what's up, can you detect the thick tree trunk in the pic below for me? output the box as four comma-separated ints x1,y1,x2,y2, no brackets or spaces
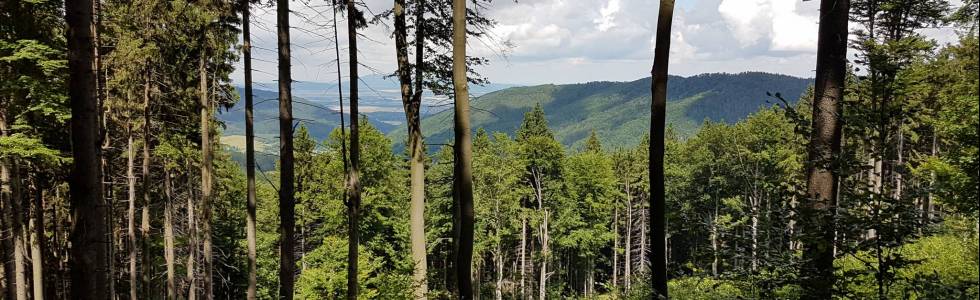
649,0,674,296
800,0,848,297
345,1,364,299
394,1,428,297
65,0,110,297
0,111,27,300
452,0,475,296
127,130,138,300
276,0,296,297
241,1,258,298
164,169,176,300
198,54,215,300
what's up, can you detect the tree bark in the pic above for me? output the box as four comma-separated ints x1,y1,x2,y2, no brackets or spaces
649,0,674,296
186,161,198,300
0,109,27,300
395,0,429,297
519,216,527,299
127,129,138,300
451,0,475,296
613,203,619,291
164,169,176,300
241,1,259,298
800,0,848,297
141,72,152,298
30,183,45,300
345,1,364,299
276,0,296,297
65,0,110,297
624,184,632,292
198,54,215,300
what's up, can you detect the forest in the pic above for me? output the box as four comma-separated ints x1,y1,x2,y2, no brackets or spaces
0,0,978,299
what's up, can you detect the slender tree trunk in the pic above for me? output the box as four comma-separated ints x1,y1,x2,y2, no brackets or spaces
613,204,619,292
30,181,45,300
345,1,364,299
164,169,176,300
494,248,503,300
241,1,259,298
394,1,429,297
1,177,14,300
519,216,527,299
276,0,296,297
751,198,759,272
639,204,647,273
537,212,548,300
624,186,632,292
800,0,848,297
65,0,110,297
141,73,152,298
186,162,197,300
452,0,476,296
649,0,674,296
198,54,215,300
127,129,138,300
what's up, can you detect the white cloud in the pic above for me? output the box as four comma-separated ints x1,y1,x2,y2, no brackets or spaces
717,0,819,51
595,0,622,32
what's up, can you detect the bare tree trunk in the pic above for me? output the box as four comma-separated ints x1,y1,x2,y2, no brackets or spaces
65,0,110,297
241,1,258,298
750,197,759,272
394,0,429,297
452,0,476,295
538,211,548,300
624,186,632,292
164,169,176,300
30,181,45,300
141,73,152,298
127,129,138,300
494,248,503,300
1,111,27,300
345,1,364,299
649,0,674,296
186,161,197,300
613,204,619,291
800,0,848,297
711,202,719,277
198,54,215,300
519,217,527,299
1,179,14,300
276,0,296,297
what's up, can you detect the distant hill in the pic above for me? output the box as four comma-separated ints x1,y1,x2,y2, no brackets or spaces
390,72,812,150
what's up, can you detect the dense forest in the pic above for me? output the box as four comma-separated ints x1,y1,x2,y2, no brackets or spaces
0,0,977,299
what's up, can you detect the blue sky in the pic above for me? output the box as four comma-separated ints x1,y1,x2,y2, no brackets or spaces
233,0,959,86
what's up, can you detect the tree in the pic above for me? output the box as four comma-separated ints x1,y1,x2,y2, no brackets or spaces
344,1,367,299
65,0,110,298
239,0,258,298
800,0,848,297
451,0,476,297
276,0,296,296
649,0,674,297
393,0,428,297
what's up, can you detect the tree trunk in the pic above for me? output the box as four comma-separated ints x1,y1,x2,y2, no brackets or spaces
141,73,152,298
494,248,503,300
241,1,258,298
1,178,14,300
198,54,215,300
538,211,548,300
1,111,27,300
649,0,674,296
127,129,138,300
613,204,619,291
624,186,632,292
186,161,197,300
394,0,429,297
164,169,176,300
65,0,110,297
30,181,45,300
519,216,527,299
345,1,364,299
750,197,759,272
276,0,296,297
452,0,476,296
800,0,848,297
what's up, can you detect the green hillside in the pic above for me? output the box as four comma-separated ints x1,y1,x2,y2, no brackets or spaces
393,72,811,150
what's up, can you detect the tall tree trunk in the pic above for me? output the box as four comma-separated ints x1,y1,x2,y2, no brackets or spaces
494,247,503,300
65,0,110,297
394,0,429,297
0,110,27,300
241,1,259,298
127,129,138,300
345,1,364,299
30,184,45,300
1,175,14,300
164,169,176,300
613,204,619,291
649,0,674,296
276,0,296,297
800,0,848,297
519,216,527,299
452,0,475,296
750,197,759,272
198,54,215,300
186,162,197,300
141,73,152,298
624,185,632,292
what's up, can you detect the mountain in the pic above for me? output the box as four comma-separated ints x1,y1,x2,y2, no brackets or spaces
391,72,812,150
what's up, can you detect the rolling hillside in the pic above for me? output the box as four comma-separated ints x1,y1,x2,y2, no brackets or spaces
392,72,812,150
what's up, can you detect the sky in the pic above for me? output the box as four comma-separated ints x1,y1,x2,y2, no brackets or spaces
232,0,961,87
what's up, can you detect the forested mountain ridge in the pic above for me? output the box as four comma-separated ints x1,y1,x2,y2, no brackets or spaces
393,72,811,149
